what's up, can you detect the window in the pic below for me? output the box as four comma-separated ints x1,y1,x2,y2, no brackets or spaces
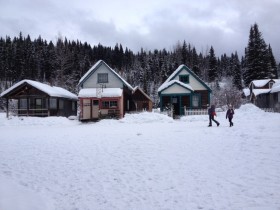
92,100,99,106
98,73,108,83
110,101,117,108
50,98,57,109
59,99,64,110
35,98,42,109
192,95,200,107
269,82,274,89
101,100,118,108
72,102,76,111
179,75,189,83
172,97,178,104
19,98,27,109
102,101,109,108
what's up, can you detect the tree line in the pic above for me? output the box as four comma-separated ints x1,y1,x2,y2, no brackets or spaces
0,23,279,104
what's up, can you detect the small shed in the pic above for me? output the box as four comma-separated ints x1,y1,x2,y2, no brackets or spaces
131,87,153,112
248,79,280,109
78,88,124,120
0,80,78,118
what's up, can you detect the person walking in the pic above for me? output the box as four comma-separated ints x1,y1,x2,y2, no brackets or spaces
208,104,220,127
226,105,235,127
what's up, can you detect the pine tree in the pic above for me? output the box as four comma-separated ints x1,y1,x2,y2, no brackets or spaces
243,23,271,86
181,40,187,65
208,46,218,82
231,52,242,90
267,44,278,78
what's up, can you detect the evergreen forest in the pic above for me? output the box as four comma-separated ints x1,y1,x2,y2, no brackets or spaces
0,23,279,106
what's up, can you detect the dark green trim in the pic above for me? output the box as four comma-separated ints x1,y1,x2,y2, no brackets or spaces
170,65,212,93
179,75,189,84
160,93,192,115
158,81,194,95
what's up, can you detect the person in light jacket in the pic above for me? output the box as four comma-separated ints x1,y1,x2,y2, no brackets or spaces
226,104,235,127
208,104,220,127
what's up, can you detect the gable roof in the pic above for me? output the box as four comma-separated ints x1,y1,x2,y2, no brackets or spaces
249,79,280,88
133,86,153,101
158,64,211,92
271,80,280,93
0,79,78,100
78,60,133,90
158,80,194,93
243,88,250,97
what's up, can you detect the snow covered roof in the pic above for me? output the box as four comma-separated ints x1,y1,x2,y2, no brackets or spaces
250,79,280,88
0,80,78,100
271,80,280,93
158,80,194,93
243,88,250,97
250,79,271,87
158,64,211,93
78,60,133,91
252,89,271,96
133,86,152,101
78,88,123,98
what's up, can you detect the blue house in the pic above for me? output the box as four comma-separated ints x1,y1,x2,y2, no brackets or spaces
158,65,212,116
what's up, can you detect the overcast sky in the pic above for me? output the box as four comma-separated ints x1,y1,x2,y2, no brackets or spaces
1,0,279,60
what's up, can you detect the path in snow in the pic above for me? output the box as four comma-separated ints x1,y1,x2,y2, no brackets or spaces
0,104,280,210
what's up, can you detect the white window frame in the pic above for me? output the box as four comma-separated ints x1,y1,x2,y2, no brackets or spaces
19,98,27,109
192,95,199,107
98,73,108,83
50,98,57,109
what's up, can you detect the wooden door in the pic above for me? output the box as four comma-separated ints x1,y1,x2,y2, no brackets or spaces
92,100,99,119
82,99,91,120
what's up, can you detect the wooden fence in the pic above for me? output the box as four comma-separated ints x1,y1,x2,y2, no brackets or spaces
261,108,275,113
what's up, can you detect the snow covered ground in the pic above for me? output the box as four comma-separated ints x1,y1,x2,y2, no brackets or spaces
0,104,280,210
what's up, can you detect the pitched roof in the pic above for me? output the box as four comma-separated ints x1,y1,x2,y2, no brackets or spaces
243,88,250,97
252,89,271,96
249,79,280,88
158,80,194,93
0,80,78,100
133,86,153,101
271,80,280,93
78,60,133,90
158,64,211,92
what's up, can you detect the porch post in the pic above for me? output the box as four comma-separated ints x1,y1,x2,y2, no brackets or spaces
6,98,9,118
27,96,29,117
160,95,163,112
48,97,50,116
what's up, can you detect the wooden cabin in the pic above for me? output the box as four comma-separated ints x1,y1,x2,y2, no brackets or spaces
132,87,153,112
0,80,78,118
249,79,280,111
158,64,211,116
78,60,152,121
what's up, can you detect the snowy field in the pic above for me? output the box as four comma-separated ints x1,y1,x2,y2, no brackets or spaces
0,104,280,210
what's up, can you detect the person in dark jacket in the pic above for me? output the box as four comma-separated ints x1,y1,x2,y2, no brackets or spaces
226,105,235,127
208,104,220,127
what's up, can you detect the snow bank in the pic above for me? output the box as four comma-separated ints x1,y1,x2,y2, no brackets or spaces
120,111,174,124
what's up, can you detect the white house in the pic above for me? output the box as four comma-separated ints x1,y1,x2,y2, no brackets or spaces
78,60,152,120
